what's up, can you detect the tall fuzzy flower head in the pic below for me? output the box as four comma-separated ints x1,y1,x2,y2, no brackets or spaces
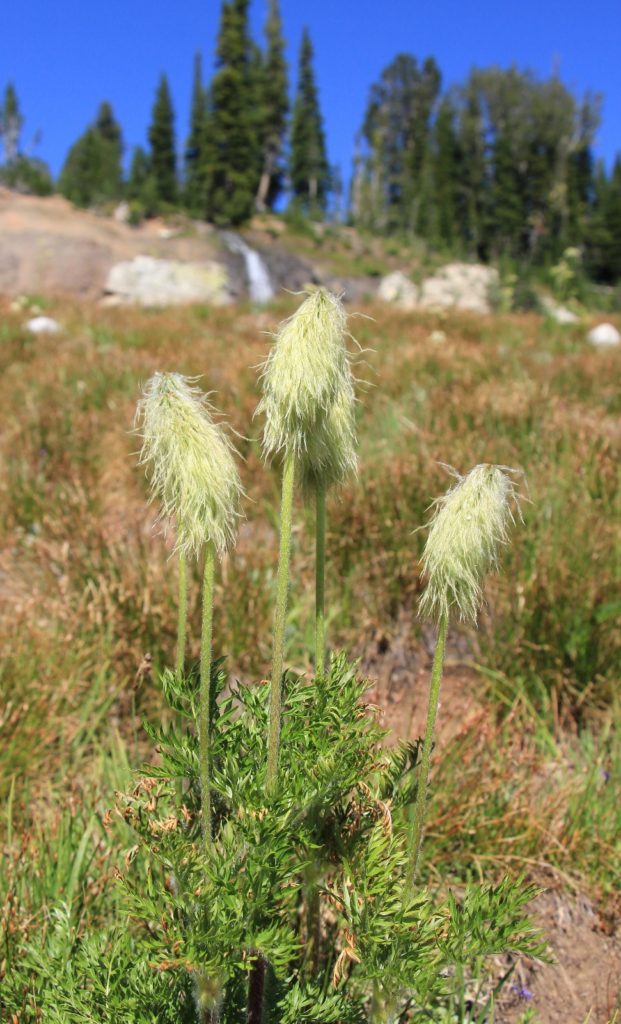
419,464,522,625
135,372,242,559
257,288,352,458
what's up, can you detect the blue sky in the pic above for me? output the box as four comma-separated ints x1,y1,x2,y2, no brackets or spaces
2,0,619,181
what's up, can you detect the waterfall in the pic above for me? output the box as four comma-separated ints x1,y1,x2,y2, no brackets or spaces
221,231,274,304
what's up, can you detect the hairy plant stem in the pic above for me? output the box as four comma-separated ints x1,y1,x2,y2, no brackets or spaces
405,613,448,892
246,955,266,1024
315,485,326,676
175,551,188,679
370,982,397,1024
199,541,216,847
266,450,296,793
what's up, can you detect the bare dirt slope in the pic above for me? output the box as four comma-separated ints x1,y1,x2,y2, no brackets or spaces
0,189,222,298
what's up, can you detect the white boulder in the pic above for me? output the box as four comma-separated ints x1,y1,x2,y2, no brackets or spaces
377,270,419,310
378,263,498,315
587,323,620,347
24,315,61,335
547,304,580,325
419,263,498,314
103,255,232,307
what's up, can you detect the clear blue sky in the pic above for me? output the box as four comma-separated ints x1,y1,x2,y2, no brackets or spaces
2,0,619,181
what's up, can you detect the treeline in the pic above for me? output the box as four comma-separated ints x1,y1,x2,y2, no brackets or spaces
1,0,621,282
58,0,329,227
351,58,621,280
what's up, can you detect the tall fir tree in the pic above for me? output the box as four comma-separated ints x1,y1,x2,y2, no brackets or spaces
586,158,621,283
59,101,123,207
457,81,487,258
94,100,123,197
127,145,159,216
355,54,440,235
255,0,288,211
0,83,23,164
489,131,525,258
290,28,329,214
206,0,257,226
406,57,442,234
148,73,177,205
432,96,461,248
184,53,208,215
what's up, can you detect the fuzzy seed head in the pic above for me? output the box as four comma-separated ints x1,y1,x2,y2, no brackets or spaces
419,464,521,624
135,372,242,559
258,289,352,455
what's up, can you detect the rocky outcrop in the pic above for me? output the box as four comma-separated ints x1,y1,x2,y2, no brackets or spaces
103,256,232,307
378,262,499,314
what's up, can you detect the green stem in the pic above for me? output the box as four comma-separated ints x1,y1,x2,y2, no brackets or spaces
266,450,296,793
405,613,448,893
175,550,187,680
199,542,216,847
315,485,326,676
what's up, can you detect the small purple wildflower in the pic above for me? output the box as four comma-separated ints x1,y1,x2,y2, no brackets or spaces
511,983,533,1001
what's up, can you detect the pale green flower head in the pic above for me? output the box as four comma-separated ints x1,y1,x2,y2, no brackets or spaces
135,372,242,559
419,464,521,624
257,288,352,460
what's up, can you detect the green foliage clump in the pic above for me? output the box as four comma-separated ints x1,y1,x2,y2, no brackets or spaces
111,658,544,1023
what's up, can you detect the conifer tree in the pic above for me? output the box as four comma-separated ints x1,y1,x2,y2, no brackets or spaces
148,73,177,205
127,145,159,217
255,0,288,211
405,56,441,232
289,28,329,214
433,96,461,248
206,0,257,226
457,81,487,258
603,158,621,281
0,83,23,164
586,158,621,282
94,100,123,197
184,52,208,216
59,101,123,208
489,131,524,258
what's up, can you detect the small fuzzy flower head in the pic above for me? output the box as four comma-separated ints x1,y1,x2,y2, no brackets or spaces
257,288,351,460
298,380,358,495
419,464,522,625
135,372,242,559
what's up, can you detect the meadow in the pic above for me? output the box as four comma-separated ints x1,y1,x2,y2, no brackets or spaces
0,296,620,1022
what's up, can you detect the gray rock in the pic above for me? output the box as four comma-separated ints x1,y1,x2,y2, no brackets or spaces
103,255,232,307
587,323,620,347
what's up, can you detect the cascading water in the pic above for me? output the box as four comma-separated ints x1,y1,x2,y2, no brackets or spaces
221,231,274,304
